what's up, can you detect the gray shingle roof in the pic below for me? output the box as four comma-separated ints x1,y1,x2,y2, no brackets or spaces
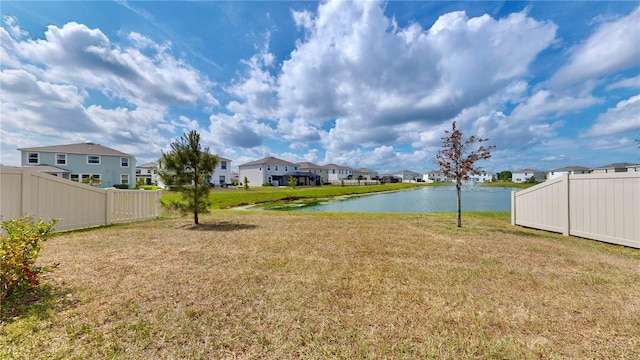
18,143,132,157
239,156,296,167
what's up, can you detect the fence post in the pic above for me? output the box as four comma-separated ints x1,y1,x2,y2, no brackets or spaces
511,190,516,226
106,189,113,225
562,173,570,236
21,167,32,216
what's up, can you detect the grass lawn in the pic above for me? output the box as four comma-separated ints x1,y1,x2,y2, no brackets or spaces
163,183,425,209
2,210,639,359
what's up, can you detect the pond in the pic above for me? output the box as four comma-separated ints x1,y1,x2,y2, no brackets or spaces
294,185,517,213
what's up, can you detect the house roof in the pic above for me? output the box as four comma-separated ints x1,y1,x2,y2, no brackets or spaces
392,169,420,175
296,161,321,168
322,163,353,170
550,166,590,172
513,168,544,173
239,156,296,167
357,168,377,173
18,143,132,157
591,162,636,170
137,162,157,169
25,164,70,174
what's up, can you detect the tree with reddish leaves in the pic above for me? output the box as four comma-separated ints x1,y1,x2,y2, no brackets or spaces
436,121,495,227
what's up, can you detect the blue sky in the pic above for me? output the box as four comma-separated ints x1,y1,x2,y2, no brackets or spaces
1,0,639,174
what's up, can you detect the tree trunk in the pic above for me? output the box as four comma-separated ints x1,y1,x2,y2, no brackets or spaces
194,211,199,225
456,181,462,227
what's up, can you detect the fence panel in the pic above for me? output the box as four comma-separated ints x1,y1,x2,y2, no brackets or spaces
568,173,639,248
513,175,568,235
512,172,640,248
1,166,161,231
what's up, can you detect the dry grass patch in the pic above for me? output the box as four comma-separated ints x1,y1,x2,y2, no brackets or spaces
2,211,639,359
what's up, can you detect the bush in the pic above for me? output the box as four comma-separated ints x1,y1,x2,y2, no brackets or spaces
0,216,57,302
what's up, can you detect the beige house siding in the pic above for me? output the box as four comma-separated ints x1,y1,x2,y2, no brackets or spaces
512,172,640,248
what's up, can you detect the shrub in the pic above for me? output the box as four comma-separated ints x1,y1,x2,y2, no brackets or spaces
0,216,57,302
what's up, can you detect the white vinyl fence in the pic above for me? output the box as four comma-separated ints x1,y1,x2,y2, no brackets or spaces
511,172,640,248
1,166,161,231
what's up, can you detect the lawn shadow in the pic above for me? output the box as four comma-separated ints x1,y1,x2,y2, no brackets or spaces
181,221,258,232
0,284,78,324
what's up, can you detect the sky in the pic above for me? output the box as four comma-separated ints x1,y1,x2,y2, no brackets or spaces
1,0,639,174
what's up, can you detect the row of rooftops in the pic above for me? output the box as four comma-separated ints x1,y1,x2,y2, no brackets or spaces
16,143,638,176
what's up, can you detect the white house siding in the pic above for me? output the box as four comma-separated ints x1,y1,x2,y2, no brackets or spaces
469,172,494,182
547,167,590,180
211,158,232,186
512,169,545,183
238,157,298,187
424,171,451,183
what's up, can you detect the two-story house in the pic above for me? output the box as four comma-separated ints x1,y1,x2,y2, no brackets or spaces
18,142,136,188
136,162,158,185
238,157,298,187
469,171,494,183
423,170,452,183
323,164,354,182
297,161,327,184
392,170,422,182
211,157,232,187
547,166,590,180
590,163,638,174
512,169,546,183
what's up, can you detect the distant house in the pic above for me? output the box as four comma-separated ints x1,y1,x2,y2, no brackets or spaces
512,169,546,183
211,157,232,187
423,170,452,183
392,170,422,182
323,164,354,182
378,173,401,183
469,171,494,183
356,168,378,180
136,162,158,185
238,157,298,186
297,161,328,183
18,142,136,188
590,163,638,174
547,166,590,180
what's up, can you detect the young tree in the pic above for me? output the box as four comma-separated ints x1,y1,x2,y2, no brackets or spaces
243,176,250,191
159,130,219,224
288,175,297,188
436,121,495,227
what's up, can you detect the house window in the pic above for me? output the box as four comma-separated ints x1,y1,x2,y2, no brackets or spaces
87,155,100,164
219,175,225,183
28,152,39,164
56,154,67,165
267,165,271,171
275,165,279,171
221,161,227,170
121,157,129,167
295,166,298,171
121,174,129,185
285,166,288,172
70,174,80,182
136,170,141,175
82,174,101,186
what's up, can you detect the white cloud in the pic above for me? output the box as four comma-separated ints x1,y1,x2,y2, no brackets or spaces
606,75,640,91
549,6,640,89
3,21,216,107
584,95,640,137
509,90,602,121
274,1,555,150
